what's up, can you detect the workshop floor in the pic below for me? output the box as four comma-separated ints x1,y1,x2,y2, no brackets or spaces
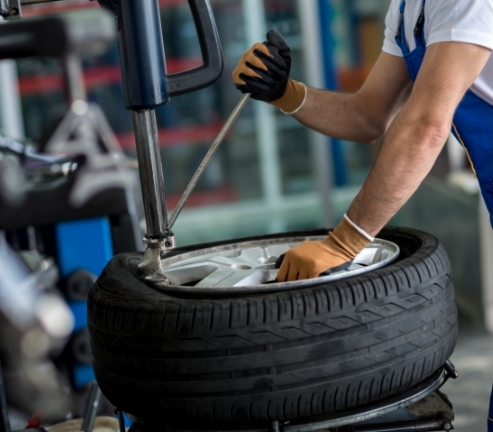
446,318,493,432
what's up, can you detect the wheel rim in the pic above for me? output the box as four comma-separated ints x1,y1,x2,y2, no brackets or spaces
149,236,400,294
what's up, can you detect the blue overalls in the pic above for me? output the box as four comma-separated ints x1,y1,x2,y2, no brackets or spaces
395,1,493,430
396,0,493,226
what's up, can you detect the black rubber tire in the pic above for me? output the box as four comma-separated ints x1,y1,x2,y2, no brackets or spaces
88,227,458,428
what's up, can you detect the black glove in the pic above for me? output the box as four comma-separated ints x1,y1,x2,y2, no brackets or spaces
232,30,292,102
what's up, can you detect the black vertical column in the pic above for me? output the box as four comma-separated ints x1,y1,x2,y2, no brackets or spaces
0,362,10,432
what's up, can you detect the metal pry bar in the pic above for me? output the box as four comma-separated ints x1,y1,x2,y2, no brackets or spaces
168,93,250,229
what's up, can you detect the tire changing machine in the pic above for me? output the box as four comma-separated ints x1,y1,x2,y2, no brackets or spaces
0,5,142,417
1,0,459,431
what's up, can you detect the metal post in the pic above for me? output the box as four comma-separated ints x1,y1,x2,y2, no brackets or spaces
62,54,87,105
299,0,334,227
242,0,283,216
132,109,171,240
81,382,102,432
0,60,24,140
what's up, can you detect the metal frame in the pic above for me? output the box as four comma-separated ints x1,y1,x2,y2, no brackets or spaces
283,367,452,431
120,363,457,432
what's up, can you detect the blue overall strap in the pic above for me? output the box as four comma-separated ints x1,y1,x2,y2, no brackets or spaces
413,0,426,47
395,0,410,55
395,0,427,54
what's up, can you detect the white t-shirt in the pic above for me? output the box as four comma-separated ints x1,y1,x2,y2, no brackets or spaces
382,0,493,105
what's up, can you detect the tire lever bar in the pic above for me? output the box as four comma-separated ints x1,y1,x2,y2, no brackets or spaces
168,93,250,229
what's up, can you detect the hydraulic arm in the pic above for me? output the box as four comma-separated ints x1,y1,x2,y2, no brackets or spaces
97,0,224,279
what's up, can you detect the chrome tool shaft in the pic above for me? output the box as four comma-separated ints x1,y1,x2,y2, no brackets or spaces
168,93,250,228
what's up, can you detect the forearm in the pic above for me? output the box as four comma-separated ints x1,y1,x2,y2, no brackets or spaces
347,114,449,236
234,40,412,145
292,87,382,144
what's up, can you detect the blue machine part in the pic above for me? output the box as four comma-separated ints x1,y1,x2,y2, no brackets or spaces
74,365,96,389
56,217,114,388
318,0,348,187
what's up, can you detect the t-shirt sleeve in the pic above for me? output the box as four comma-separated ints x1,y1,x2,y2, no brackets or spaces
427,0,493,50
382,0,404,57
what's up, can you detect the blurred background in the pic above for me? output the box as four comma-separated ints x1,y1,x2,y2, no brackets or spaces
0,0,492,430
3,0,393,244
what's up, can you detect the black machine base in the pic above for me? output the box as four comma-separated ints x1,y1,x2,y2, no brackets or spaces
119,362,458,432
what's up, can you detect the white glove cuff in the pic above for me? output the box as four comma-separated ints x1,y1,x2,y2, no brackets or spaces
280,83,307,115
343,214,375,242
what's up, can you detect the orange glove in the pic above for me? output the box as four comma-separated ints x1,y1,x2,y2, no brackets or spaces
276,215,372,281
232,30,306,114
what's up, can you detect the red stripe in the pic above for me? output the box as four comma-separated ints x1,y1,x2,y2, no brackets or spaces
116,122,225,150
18,59,202,96
22,0,190,17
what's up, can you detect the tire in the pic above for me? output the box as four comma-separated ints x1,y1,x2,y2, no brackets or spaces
88,227,458,428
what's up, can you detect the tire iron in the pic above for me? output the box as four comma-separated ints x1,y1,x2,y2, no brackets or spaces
168,93,250,229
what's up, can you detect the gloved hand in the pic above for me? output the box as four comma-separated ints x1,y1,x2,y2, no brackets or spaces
232,30,306,114
276,215,372,281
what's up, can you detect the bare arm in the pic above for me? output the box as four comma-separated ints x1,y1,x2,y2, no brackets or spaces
347,42,492,236
293,52,413,143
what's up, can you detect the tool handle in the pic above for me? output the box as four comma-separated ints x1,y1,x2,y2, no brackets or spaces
167,0,223,97
108,0,222,109
0,10,115,60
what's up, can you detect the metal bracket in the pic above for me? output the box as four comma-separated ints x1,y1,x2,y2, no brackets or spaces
143,234,176,251
444,361,459,380
138,236,176,284
0,0,21,19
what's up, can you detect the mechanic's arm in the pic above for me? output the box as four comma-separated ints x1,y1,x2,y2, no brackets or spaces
292,52,412,143
233,31,413,144
276,41,490,281
348,41,491,236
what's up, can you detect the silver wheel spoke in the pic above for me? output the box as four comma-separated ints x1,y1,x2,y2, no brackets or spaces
195,268,274,288
164,262,217,286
